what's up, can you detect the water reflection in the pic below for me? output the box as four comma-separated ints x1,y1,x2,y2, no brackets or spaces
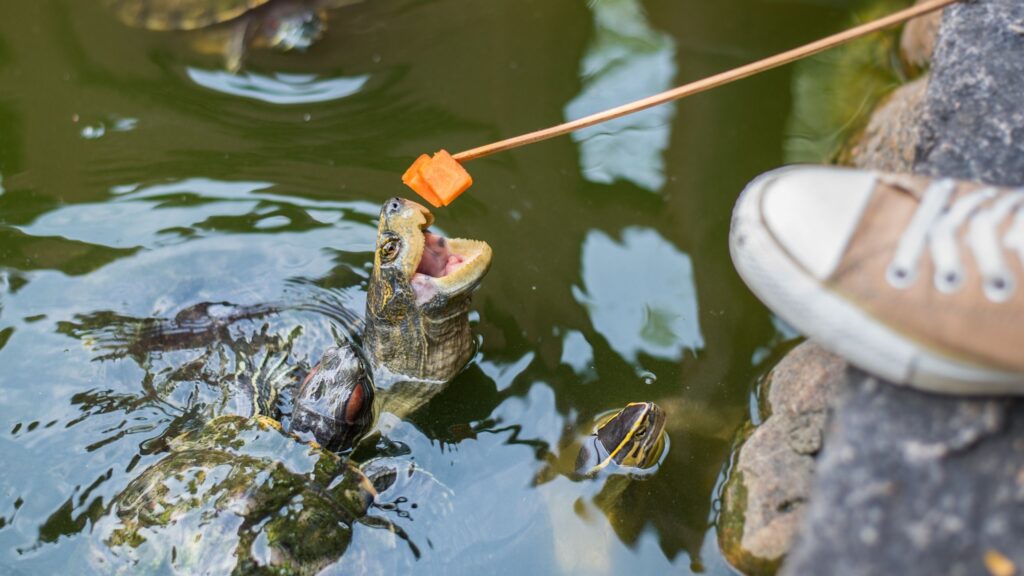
564,0,677,192
0,0,851,571
574,227,704,364
477,351,536,392
78,116,137,141
559,329,595,378
20,178,376,252
784,2,903,163
187,69,370,104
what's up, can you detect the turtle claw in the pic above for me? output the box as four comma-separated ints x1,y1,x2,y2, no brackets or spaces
224,18,251,73
255,415,283,431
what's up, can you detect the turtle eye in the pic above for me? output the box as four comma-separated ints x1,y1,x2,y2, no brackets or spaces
379,237,401,262
635,427,647,439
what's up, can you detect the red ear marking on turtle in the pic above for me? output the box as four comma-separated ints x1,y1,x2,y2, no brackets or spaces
344,383,365,424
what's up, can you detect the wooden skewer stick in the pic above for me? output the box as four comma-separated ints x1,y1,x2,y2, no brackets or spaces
452,0,957,163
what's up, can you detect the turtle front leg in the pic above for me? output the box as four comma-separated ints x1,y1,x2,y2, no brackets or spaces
224,16,255,72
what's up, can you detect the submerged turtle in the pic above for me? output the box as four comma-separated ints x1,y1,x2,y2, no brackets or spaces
90,327,396,574
96,416,393,574
106,0,360,71
87,198,492,573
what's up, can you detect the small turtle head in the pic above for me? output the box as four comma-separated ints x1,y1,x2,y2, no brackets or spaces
575,401,667,476
290,343,375,452
262,6,324,51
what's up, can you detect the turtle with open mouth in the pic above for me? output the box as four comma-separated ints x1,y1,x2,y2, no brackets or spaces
293,197,492,437
82,197,492,573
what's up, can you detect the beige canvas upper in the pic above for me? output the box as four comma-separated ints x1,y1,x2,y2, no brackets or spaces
825,175,1024,372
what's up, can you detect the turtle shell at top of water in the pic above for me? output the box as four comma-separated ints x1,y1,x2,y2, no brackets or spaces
108,0,274,31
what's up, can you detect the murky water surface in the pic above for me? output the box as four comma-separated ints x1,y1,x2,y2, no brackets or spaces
0,0,873,573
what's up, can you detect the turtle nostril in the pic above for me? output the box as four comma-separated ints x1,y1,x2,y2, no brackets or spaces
387,199,402,213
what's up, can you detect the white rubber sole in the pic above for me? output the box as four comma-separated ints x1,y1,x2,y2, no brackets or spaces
730,166,1024,396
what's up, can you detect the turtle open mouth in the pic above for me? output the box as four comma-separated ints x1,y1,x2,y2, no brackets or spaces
410,227,491,305
416,232,463,278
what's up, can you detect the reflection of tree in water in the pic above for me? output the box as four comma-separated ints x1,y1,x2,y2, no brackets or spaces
784,0,905,164
479,220,721,566
565,0,677,192
574,227,704,363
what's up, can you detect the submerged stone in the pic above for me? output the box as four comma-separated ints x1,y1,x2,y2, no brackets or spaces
718,342,845,575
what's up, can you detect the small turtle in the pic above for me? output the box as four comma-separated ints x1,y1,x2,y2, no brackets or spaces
534,401,669,575
106,0,359,71
534,400,669,510
573,401,668,479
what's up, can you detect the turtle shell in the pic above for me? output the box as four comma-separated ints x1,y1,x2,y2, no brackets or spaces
109,0,273,31
94,416,376,574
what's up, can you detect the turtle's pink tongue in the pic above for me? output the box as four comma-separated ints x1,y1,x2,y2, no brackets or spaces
417,232,461,278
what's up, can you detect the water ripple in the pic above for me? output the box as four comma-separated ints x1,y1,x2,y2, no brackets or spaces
186,69,371,105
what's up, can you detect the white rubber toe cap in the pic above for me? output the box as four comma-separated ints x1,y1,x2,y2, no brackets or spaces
759,166,877,279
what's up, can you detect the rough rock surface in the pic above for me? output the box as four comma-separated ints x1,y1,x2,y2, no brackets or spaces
914,0,1024,183
783,1,1024,574
849,76,928,172
782,373,1024,576
718,342,846,575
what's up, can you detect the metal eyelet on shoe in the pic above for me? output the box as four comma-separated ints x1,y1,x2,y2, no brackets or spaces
984,274,1015,303
934,267,964,293
886,179,956,291
886,264,916,289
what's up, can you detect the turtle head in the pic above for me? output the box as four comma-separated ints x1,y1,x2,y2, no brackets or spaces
370,198,491,309
575,401,667,476
290,343,375,452
364,198,491,381
255,1,325,52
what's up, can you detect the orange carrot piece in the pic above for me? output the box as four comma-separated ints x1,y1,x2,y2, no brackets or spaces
420,150,473,206
402,154,431,183
407,170,442,207
401,154,443,207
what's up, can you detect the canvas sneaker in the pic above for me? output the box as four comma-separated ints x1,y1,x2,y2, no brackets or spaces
730,165,1024,395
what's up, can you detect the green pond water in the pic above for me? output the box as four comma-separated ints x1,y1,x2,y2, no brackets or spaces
0,0,890,573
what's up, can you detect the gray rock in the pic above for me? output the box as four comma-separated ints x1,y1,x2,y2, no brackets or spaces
914,0,1024,186
782,1,1024,574
850,76,928,173
718,342,845,575
782,373,1024,576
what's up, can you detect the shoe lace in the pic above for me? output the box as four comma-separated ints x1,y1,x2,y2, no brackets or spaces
886,179,1024,302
